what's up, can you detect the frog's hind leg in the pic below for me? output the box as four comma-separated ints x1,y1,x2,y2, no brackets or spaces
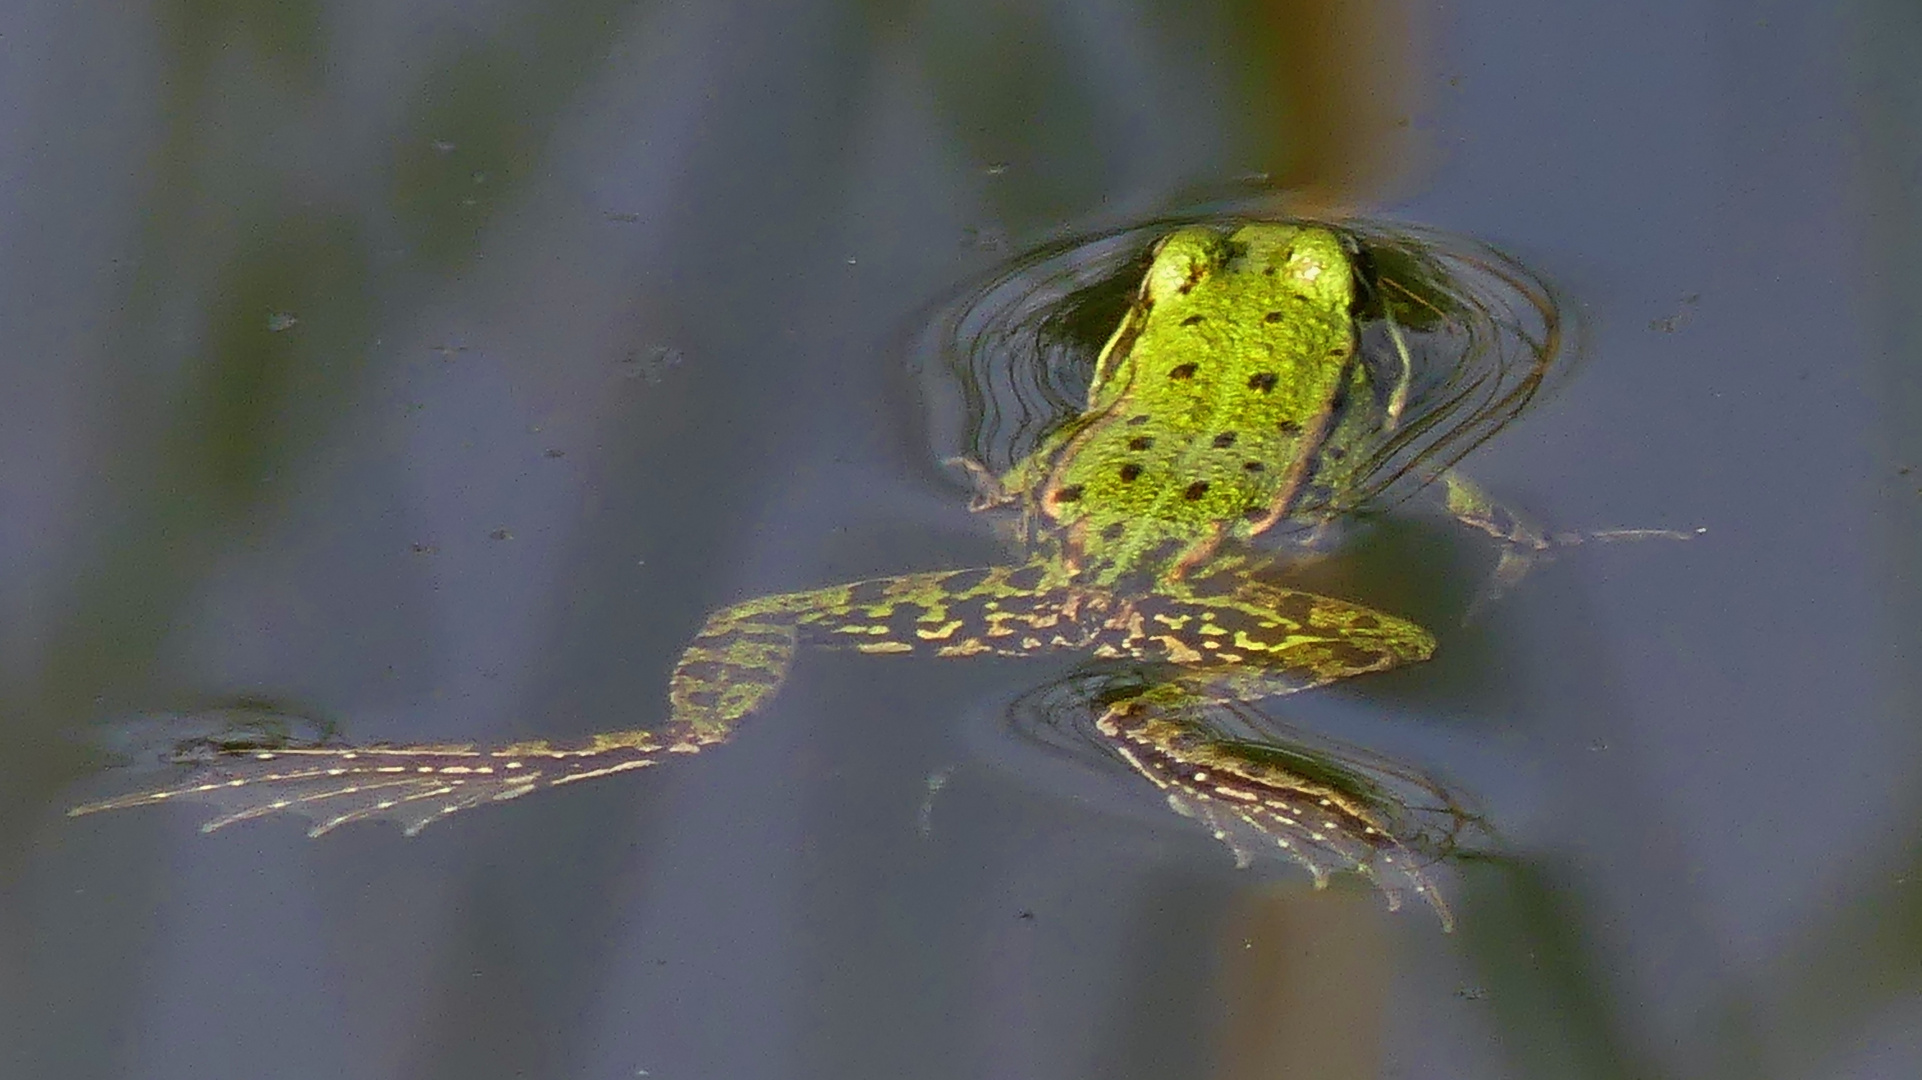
70,566,1082,835
788,562,1094,661
69,585,834,835
1097,576,1436,688
1067,580,1457,924
1090,679,1466,929
66,727,680,838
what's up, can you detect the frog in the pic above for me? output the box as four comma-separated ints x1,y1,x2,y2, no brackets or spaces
74,221,1532,927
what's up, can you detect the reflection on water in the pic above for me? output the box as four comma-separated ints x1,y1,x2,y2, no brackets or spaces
4,2,1917,1079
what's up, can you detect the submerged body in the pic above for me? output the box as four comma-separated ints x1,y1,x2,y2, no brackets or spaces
75,222,1524,926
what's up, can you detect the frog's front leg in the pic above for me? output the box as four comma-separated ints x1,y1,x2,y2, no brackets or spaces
1442,471,1700,618
1441,470,1552,616
68,565,1082,835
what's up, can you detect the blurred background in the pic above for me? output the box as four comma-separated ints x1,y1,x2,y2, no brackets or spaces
3,1,1919,1077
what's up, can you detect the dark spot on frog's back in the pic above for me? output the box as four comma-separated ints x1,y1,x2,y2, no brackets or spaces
1127,435,1155,451
1051,485,1085,503
1127,414,1152,426
1263,311,1284,324
1169,363,1198,380
1183,481,1210,501
1180,314,1205,327
1247,372,1278,393
1100,522,1127,541
1242,461,1266,472
1118,463,1143,482
1212,431,1238,448
1277,419,1302,435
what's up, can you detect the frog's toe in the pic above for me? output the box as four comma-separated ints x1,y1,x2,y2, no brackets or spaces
70,727,674,835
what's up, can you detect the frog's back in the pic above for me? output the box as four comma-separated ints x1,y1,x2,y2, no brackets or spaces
1025,224,1364,579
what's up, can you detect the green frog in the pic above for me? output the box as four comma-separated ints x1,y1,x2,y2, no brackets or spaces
74,221,1544,927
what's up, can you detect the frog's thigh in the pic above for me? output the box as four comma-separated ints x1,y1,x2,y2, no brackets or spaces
670,564,1076,740
794,564,1088,661
1102,587,1431,693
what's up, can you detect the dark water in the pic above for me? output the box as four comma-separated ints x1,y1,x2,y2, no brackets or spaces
5,2,1918,1078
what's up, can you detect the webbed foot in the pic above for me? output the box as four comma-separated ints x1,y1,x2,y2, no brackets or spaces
70,718,679,836
1092,684,1476,930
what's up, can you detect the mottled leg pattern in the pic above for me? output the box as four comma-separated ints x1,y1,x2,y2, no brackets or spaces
1089,574,1436,685
787,562,1098,660
69,586,840,834
70,564,1095,835
1092,676,1465,929
1067,585,1458,924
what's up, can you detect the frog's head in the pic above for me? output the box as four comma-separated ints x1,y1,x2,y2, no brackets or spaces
1141,223,1355,312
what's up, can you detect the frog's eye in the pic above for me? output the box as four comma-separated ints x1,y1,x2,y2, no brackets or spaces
1145,229,1220,298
